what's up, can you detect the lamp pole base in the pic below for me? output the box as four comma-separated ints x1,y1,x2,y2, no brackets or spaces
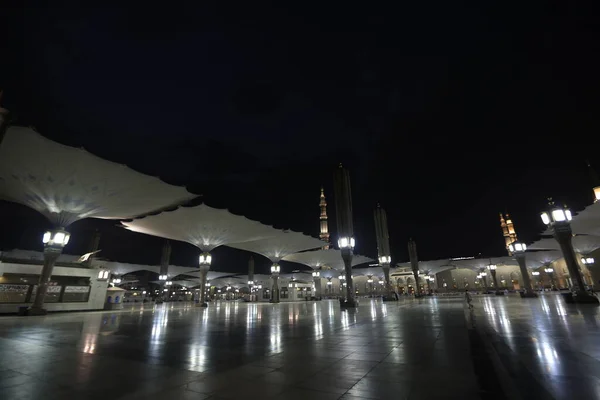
339,298,358,308
519,291,538,298
196,302,208,307
26,307,47,316
574,292,600,304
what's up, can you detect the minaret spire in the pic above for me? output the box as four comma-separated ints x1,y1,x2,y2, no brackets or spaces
586,160,600,202
500,212,518,255
319,186,330,249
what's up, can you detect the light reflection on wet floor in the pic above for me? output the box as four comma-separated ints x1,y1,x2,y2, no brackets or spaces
473,293,600,400
4,295,597,399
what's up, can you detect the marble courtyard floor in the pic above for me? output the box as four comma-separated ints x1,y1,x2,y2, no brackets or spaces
0,295,597,399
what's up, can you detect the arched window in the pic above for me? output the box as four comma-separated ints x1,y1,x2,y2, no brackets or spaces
107,296,112,303
115,295,120,303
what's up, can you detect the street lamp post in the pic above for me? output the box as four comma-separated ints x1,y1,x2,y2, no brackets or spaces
198,252,212,307
28,228,71,315
532,271,541,290
338,274,346,295
508,241,537,298
367,276,374,297
248,256,255,301
334,164,357,308
541,200,598,303
488,263,502,295
581,256,600,291
374,204,395,300
408,239,422,297
326,278,333,295
270,263,280,303
312,271,321,300
479,269,489,293
545,267,556,290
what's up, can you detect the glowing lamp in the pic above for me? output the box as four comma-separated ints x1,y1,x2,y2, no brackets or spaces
541,204,572,226
582,257,595,265
97,270,110,280
378,255,391,264
199,252,212,265
312,271,320,277
270,264,280,274
488,264,497,270
42,229,70,247
338,236,355,249
508,241,527,253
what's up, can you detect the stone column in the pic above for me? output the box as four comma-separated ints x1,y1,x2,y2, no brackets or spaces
514,254,537,298
29,228,70,315
248,256,255,301
408,239,421,297
546,269,557,290
334,164,357,307
29,251,60,315
381,264,393,298
553,225,595,301
313,275,322,299
198,252,212,307
586,262,600,291
481,272,489,293
199,268,209,307
490,269,499,290
271,275,280,303
341,249,355,304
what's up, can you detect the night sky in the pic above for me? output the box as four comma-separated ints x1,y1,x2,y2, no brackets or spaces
1,5,599,274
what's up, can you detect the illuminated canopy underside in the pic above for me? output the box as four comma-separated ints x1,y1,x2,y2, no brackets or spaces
122,204,279,251
227,230,326,262
529,235,600,255
0,127,196,227
542,202,600,236
282,249,374,270
103,262,200,277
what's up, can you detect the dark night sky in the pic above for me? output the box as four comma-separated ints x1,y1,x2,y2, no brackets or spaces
1,5,599,274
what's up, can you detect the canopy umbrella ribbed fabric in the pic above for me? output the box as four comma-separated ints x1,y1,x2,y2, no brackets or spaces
0,126,196,227
122,204,280,252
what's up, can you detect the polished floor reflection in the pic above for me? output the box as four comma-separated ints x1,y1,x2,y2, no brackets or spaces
0,298,480,399
472,293,600,400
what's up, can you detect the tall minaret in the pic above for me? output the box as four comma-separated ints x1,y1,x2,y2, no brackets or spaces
500,212,518,255
319,187,330,249
586,160,600,202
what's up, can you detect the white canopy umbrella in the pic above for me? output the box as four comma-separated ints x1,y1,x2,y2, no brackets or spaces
227,230,326,262
0,126,196,227
122,204,279,252
283,248,374,270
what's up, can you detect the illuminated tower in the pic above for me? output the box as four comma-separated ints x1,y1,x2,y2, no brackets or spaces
586,160,600,202
500,212,518,255
319,187,330,249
